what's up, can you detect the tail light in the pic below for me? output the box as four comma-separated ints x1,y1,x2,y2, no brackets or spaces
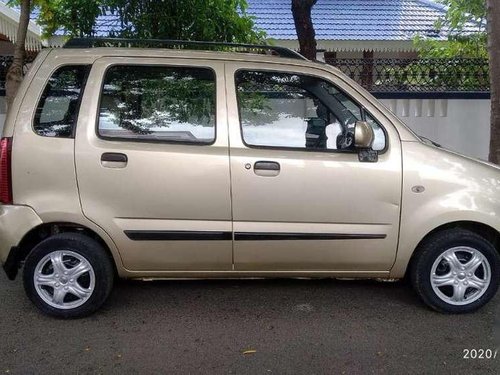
0,137,13,204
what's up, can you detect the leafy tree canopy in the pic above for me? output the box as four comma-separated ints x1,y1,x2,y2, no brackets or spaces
8,0,103,38
414,0,487,58
107,0,265,43
36,0,103,38
9,0,265,43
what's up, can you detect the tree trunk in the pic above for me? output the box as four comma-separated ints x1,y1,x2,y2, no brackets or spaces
5,0,30,110
291,0,317,60
488,0,500,163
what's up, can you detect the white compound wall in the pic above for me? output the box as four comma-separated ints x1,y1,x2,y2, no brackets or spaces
380,98,490,160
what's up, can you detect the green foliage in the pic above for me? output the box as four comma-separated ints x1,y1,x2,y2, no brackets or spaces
414,34,487,58
414,0,487,58
106,0,265,43
7,0,103,38
8,0,265,43
36,0,103,38
435,0,486,31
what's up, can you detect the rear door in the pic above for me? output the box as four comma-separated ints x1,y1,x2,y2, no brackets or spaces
226,63,402,272
75,57,232,272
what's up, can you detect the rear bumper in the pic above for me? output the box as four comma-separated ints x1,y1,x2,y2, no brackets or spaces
0,205,42,273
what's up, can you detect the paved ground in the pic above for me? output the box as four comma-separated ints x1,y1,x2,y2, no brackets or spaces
0,272,499,375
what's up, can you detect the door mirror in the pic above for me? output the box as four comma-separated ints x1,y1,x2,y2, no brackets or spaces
355,121,378,162
354,121,374,149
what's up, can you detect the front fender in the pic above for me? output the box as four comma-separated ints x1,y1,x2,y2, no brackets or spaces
391,141,500,277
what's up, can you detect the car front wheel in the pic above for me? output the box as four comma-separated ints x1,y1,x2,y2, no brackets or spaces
410,228,500,313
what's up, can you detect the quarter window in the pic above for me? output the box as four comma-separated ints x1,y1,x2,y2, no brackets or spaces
235,70,386,151
98,65,216,143
34,65,88,137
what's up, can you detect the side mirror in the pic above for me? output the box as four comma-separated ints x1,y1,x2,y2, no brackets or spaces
354,121,374,149
354,121,378,162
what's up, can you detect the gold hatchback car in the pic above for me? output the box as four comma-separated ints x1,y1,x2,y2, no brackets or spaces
0,38,499,318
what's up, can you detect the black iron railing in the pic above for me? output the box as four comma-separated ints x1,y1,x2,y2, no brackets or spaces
0,55,36,94
326,58,490,97
0,55,491,98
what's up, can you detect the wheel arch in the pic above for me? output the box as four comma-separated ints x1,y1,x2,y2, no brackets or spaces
8,222,120,280
404,220,500,278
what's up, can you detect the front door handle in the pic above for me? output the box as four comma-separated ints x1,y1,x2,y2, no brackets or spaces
254,161,280,177
101,152,128,168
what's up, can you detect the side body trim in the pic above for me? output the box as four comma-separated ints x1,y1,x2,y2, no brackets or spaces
234,232,387,241
124,230,232,241
124,230,386,241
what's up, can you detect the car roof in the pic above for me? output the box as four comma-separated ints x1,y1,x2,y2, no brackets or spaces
48,47,320,67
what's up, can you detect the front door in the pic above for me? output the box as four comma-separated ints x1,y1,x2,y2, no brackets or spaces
75,57,232,271
226,63,402,272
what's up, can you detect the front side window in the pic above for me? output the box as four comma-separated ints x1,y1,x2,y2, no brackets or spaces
235,70,386,151
98,65,216,144
34,65,88,137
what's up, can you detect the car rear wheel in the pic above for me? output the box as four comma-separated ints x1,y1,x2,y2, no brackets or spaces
410,228,500,313
23,233,114,318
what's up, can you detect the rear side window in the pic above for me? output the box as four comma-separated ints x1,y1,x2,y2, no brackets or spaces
97,65,216,144
34,65,88,137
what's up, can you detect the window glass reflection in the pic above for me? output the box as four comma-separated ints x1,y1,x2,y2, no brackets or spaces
236,70,386,151
34,65,88,137
98,66,216,143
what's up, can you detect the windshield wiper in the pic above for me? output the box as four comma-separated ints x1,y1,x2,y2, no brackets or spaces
420,136,441,148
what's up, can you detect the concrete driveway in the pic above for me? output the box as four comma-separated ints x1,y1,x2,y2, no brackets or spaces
0,272,498,374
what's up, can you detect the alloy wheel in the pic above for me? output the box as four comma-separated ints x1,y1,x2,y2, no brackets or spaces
33,250,95,310
430,247,491,306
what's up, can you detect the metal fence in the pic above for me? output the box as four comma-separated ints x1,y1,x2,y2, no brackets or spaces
0,55,36,94
0,55,491,98
325,58,490,97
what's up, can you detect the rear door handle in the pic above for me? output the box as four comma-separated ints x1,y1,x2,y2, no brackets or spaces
254,161,280,176
101,152,128,168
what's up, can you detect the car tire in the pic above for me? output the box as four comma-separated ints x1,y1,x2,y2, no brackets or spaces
410,228,500,313
23,233,114,318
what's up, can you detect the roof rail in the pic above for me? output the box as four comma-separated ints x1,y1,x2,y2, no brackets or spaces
63,37,307,60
